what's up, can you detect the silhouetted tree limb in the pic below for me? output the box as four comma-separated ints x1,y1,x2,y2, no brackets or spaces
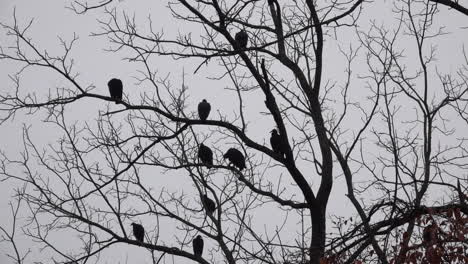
429,0,468,16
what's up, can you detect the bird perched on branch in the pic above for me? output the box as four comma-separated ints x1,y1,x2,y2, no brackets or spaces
193,235,204,257
198,143,213,168
270,129,286,158
108,78,123,104
235,30,248,49
202,194,216,215
131,223,144,243
198,99,211,121
457,179,467,205
223,148,246,171
422,223,437,245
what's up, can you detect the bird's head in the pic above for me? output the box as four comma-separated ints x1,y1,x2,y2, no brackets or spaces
131,223,137,227
108,78,122,85
202,99,207,102
223,148,234,159
270,129,277,134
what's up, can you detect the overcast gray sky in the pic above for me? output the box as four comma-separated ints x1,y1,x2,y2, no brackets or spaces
1,0,467,263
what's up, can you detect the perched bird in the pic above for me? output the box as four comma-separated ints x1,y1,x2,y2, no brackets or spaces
457,179,467,205
223,148,246,171
422,223,437,244
235,30,248,49
198,143,213,168
198,99,211,121
193,235,204,257
108,78,123,104
267,0,274,5
131,223,144,243
202,194,216,215
270,129,286,158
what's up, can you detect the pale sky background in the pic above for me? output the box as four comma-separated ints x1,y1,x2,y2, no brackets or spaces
0,0,467,263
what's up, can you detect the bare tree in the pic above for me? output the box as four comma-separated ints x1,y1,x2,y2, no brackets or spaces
0,1,466,264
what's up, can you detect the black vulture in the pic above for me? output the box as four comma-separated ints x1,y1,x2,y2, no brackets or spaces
457,179,467,205
202,194,216,215
235,30,248,49
223,148,246,171
108,78,123,104
198,143,214,168
198,99,211,121
131,223,144,243
422,223,437,244
193,235,204,257
270,129,286,158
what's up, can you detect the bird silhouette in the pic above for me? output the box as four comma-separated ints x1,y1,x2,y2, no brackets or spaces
235,30,248,49
131,223,144,243
202,194,216,215
457,179,467,205
193,235,204,257
423,223,437,244
198,99,211,121
270,129,286,158
198,144,213,168
223,148,246,171
108,78,123,104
